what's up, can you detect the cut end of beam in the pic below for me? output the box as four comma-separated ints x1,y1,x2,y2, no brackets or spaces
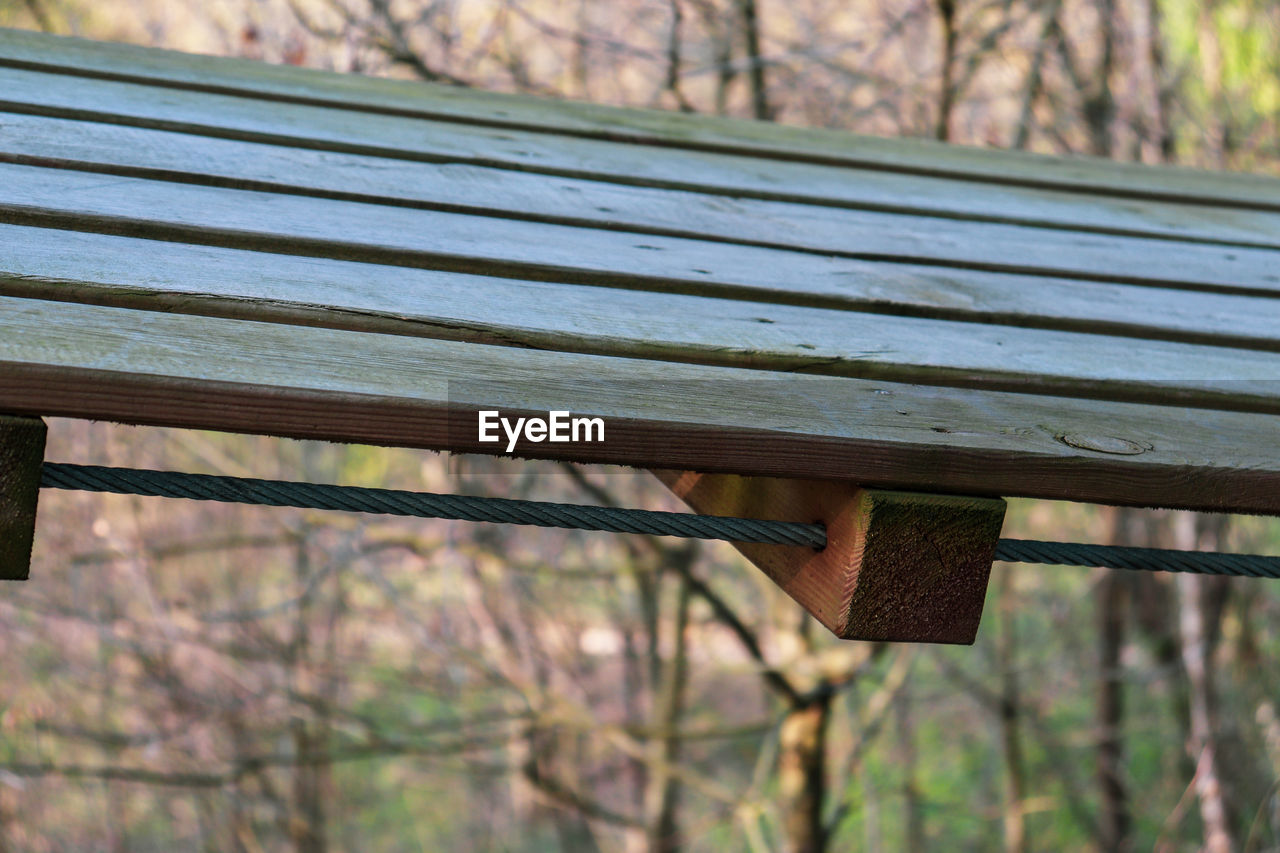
0,415,47,580
653,470,1006,644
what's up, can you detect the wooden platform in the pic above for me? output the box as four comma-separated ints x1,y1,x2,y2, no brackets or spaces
5,27,1280,642
2,30,1280,512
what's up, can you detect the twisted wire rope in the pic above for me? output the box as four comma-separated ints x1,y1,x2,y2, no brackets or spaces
40,462,825,547
40,462,1280,577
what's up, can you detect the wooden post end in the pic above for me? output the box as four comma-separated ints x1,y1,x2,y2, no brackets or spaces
1,415,47,581
652,470,1006,644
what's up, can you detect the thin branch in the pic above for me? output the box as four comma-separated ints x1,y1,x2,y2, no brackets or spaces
505,0,664,63
366,0,471,85
522,759,645,828
932,652,1106,846
23,0,54,32
2,732,505,791
0,762,227,789
1013,0,1059,150
558,464,802,705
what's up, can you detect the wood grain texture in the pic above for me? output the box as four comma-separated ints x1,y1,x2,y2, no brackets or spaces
4,111,1279,287
654,470,1006,643
2,27,1278,209
2,296,1280,514
0,415,46,581
11,222,1280,356
3,71,1279,253
4,225,1280,416
3,162,1279,305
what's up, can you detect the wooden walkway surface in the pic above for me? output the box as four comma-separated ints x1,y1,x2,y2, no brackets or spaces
2,27,1280,515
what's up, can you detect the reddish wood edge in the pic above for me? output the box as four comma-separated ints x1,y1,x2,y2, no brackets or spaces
653,470,1007,644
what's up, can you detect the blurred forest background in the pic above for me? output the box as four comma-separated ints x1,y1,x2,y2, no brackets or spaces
3,0,1280,850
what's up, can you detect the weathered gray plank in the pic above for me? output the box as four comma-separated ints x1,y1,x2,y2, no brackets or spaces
3,67,1279,252
3,162,1279,304
5,111,1280,293
7,68,1280,251
4,224,1280,415
9,223,1279,354
2,295,1279,514
2,27,1278,209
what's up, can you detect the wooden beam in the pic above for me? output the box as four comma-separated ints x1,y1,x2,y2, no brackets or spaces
653,470,1006,644
5,296,1280,514
0,414,45,580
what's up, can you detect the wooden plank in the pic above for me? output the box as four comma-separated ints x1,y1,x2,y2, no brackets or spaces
4,68,1280,252
3,162,1278,306
654,470,1006,643
2,27,1278,209
5,111,1280,288
2,295,1280,514
0,415,45,581
26,223,1280,355
4,224,1280,414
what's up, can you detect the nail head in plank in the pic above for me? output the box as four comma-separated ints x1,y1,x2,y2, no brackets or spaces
654,470,1007,643
0,414,46,581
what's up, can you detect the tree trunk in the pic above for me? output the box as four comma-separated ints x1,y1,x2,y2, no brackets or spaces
290,722,328,853
935,0,958,141
1085,0,1117,157
739,0,770,120
1144,0,1176,160
1097,508,1136,852
897,685,926,852
1196,0,1227,168
644,571,692,852
288,506,328,853
1131,571,1196,782
1174,514,1235,853
779,693,832,853
997,567,1027,853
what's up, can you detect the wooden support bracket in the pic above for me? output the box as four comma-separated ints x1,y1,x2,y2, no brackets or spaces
1,415,46,581
653,471,1006,644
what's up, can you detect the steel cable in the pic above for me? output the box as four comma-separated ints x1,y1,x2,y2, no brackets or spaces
40,462,1280,577
40,462,826,547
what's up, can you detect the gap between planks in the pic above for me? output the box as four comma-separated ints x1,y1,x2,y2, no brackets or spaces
1,68,1278,254
3,107,1280,277
4,224,1280,416
2,28,1279,211
2,161,1278,311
